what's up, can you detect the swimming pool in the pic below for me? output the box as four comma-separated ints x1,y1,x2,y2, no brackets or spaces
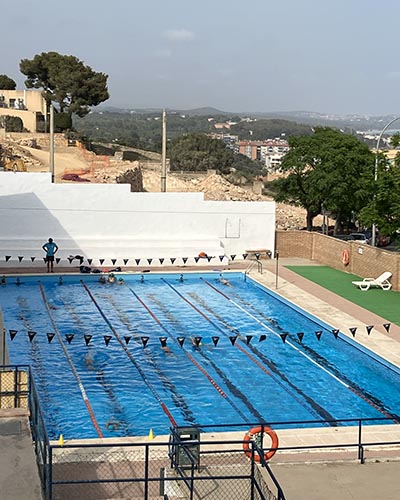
1,272,400,439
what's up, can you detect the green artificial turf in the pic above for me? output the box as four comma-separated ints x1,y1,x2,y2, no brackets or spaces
286,265,400,326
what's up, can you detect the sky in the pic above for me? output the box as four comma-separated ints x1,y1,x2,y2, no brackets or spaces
3,0,400,115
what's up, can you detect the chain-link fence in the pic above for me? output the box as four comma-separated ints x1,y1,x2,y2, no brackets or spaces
0,364,29,408
50,436,278,500
0,366,283,500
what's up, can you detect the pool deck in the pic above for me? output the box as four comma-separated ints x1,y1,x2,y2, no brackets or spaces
1,259,400,499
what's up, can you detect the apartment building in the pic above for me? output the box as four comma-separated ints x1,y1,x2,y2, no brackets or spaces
0,89,46,132
238,139,289,170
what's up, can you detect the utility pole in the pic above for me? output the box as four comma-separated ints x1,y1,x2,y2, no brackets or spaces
161,109,167,192
49,103,55,183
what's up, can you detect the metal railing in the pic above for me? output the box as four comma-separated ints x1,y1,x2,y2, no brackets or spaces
4,365,400,499
245,259,263,275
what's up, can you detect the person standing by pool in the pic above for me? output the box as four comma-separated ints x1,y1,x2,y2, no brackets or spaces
42,238,59,273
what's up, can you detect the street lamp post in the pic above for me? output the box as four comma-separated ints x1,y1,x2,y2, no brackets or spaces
371,116,400,247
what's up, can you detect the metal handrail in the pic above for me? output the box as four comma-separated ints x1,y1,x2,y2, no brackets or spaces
245,259,263,275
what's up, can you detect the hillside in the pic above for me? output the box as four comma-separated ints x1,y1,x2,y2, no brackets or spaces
1,133,317,230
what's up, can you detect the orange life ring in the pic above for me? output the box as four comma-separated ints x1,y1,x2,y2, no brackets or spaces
243,425,279,462
341,249,350,266
198,252,207,258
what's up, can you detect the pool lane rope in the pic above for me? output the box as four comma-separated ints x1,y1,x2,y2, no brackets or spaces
81,280,178,427
146,290,266,423
104,291,196,425
163,278,335,424
128,286,250,423
38,282,104,438
203,279,400,423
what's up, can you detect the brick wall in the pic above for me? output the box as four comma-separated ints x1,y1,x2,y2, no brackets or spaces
276,230,400,291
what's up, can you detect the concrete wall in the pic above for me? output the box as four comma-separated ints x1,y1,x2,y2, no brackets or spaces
276,230,400,290
0,172,275,267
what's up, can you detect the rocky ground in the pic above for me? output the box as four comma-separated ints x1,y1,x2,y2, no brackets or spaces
1,133,319,230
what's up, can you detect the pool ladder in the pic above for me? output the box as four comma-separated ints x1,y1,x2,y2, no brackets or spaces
245,258,263,275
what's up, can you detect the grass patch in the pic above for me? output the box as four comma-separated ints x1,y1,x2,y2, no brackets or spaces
286,266,400,326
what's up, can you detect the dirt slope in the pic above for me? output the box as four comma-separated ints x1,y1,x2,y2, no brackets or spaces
2,134,315,229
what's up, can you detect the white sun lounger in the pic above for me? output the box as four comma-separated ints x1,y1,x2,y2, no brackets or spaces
352,271,392,291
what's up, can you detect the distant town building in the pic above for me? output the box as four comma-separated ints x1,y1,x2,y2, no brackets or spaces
208,133,239,152
214,122,231,130
237,139,289,170
0,89,46,132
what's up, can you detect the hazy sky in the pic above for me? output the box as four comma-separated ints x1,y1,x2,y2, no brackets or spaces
3,0,400,115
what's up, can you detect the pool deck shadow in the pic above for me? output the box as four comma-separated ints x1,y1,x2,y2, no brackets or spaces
0,409,42,500
1,258,400,500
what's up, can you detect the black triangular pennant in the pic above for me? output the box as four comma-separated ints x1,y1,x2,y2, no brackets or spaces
177,337,185,347
349,327,357,337
207,256,212,262
170,258,176,264
147,258,153,265
194,257,200,263
18,256,23,262
67,257,74,264
87,258,93,265
280,333,288,343
229,335,237,346
30,257,36,262
141,336,149,347
255,253,261,260
212,336,220,346
193,336,202,347
28,331,37,342
124,336,131,345
56,257,61,264
65,334,74,344
158,258,164,265
297,332,304,342
332,329,339,338
123,259,129,265
383,323,391,333
246,335,253,345
47,332,55,343
135,259,141,265
9,329,18,340
259,334,267,342
84,335,92,346
99,259,105,265
219,255,225,262
160,337,168,347
182,257,188,264
315,331,323,341
5,255,11,262
242,253,248,260
366,325,374,335
230,255,236,261
111,259,117,265
103,335,112,346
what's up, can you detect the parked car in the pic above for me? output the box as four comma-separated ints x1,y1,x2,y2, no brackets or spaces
348,233,369,244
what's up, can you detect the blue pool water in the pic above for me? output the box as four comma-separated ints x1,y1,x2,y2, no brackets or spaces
1,272,400,440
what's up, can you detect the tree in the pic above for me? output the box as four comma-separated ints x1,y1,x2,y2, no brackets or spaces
20,52,109,117
0,115,24,132
0,75,16,90
169,133,234,173
359,154,400,238
270,128,374,231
